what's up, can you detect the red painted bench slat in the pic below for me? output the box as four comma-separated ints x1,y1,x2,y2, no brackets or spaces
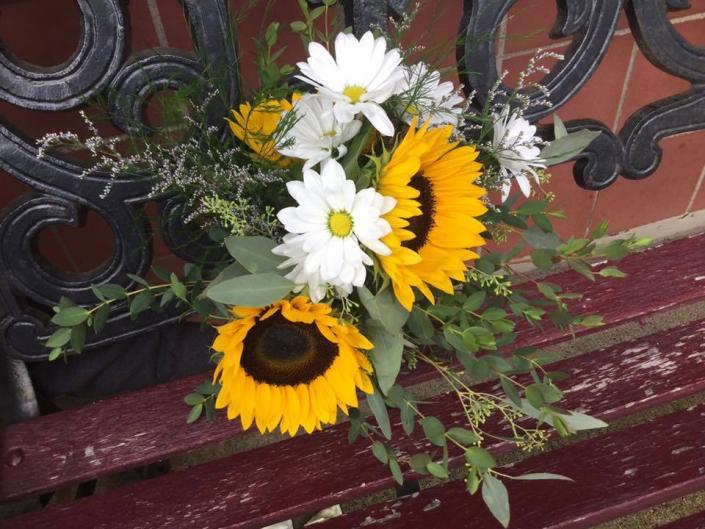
314,405,705,529
659,511,705,529
5,318,705,529
2,233,704,503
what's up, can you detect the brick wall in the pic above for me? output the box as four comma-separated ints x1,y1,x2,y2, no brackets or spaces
1,0,704,273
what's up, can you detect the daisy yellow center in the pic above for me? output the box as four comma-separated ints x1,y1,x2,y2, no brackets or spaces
328,211,354,237
324,130,338,137
343,85,367,104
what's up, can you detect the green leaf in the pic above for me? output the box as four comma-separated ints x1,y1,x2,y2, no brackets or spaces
400,402,416,435
51,306,90,327
517,199,548,216
482,307,507,321
45,327,72,348
515,473,573,481
93,303,111,334
531,249,555,269
367,387,392,439
127,273,150,287
340,121,373,183
205,273,294,307
152,265,172,282
553,114,568,139
421,416,446,447
130,291,154,319
603,241,630,261
447,427,480,446
541,129,601,166
290,20,307,32
407,307,434,339
525,384,545,408
389,457,404,485
48,348,62,361
463,291,487,312
372,441,388,464
187,403,203,424
500,377,522,407
482,474,510,528
568,259,595,281
598,266,626,278
70,324,86,354
409,453,431,474
579,314,604,328
357,286,409,333
184,393,204,406
365,321,404,395
591,219,609,239
97,283,127,300
224,236,286,274
522,227,561,250
170,273,187,300
465,446,496,469
426,462,449,479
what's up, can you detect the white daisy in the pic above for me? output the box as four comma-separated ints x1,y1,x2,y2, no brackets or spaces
272,159,396,301
491,109,546,201
277,94,362,170
398,63,464,127
296,31,404,136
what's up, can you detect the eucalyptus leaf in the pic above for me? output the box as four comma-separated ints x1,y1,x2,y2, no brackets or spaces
365,321,404,395
357,286,409,333
521,227,561,250
225,236,285,274
51,307,90,327
512,398,608,433
367,386,392,439
482,474,510,528
205,273,293,307
541,129,601,166
553,114,568,139
515,472,573,481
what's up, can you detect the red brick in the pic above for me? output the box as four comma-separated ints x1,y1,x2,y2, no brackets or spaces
591,131,705,234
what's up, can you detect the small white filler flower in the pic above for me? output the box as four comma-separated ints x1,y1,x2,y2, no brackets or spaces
398,63,464,127
296,31,404,136
277,94,362,170
491,109,546,201
273,159,396,301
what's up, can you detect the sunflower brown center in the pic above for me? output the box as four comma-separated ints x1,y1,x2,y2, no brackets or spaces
403,172,436,252
241,313,339,385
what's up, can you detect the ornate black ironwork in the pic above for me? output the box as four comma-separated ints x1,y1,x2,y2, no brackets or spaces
1,0,704,368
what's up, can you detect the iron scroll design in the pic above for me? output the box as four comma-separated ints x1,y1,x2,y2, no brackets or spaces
1,0,704,360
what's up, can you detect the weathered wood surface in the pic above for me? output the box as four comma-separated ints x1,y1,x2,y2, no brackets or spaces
314,405,705,529
2,233,703,504
659,511,705,529
5,318,705,529
511,232,705,349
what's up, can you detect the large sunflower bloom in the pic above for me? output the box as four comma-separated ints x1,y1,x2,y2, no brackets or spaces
377,120,487,310
212,296,374,436
227,98,293,164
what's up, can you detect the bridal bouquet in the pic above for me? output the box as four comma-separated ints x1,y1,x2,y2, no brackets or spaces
39,7,647,525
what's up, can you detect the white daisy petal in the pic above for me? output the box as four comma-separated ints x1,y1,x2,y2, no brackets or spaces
296,31,403,135
274,159,395,299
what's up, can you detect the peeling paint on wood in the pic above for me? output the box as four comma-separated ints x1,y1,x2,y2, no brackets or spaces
4,317,705,529
315,405,705,529
2,233,704,505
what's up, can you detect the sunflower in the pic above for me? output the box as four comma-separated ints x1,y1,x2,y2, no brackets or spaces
377,120,487,310
227,97,293,164
212,296,374,436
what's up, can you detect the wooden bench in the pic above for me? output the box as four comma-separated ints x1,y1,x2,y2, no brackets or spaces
2,232,705,529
